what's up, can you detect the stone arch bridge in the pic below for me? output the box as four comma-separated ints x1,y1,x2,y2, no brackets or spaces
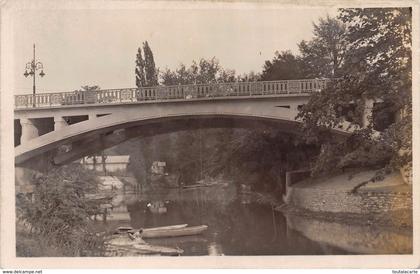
14,79,363,167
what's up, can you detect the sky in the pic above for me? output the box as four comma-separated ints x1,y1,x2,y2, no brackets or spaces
13,3,336,94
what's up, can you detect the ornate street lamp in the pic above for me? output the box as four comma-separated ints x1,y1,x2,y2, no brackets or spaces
24,44,45,107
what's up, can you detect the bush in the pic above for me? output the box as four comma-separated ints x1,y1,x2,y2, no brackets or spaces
16,164,105,256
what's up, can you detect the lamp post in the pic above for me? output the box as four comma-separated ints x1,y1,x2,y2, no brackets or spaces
24,44,45,107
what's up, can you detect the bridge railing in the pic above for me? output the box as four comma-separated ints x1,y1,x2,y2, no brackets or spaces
14,79,328,109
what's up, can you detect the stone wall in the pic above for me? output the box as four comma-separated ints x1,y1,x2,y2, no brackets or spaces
285,186,364,213
283,170,412,214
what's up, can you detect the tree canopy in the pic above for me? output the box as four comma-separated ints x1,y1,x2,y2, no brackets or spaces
135,41,158,87
143,41,159,86
260,51,306,81
161,57,236,85
297,8,412,176
298,15,348,78
135,47,146,88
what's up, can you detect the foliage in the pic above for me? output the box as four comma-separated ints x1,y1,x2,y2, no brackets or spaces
207,129,319,192
260,51,306,81
16,165,105,256
143,41,159,86
135,41,158,87
297,8,412,176
298,15,348,78
237,71,261,82
161,57,236,85
135,47,146,88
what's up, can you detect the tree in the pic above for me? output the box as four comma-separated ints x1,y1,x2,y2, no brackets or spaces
339,8,412,176
135,47,146,88
260,51,305,81
160,57,237,86
297,9,412,177
237,71,261,82
161,64,195,85
143,41,158,86
298,15,348,78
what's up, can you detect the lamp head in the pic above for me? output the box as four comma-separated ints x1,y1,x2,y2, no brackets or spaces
39,70,45,77
24,71,29,77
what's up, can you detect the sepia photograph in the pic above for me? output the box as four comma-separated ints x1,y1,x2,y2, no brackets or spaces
1,0,419,269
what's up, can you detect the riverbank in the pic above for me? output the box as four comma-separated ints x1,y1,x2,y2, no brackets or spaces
278,169,413,254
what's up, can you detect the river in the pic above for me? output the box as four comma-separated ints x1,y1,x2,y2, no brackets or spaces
93,181,353,256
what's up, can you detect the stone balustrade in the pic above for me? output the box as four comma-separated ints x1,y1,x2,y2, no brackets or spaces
14,79,328,109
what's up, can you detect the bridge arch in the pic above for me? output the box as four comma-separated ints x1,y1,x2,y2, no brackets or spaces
15,112,319,166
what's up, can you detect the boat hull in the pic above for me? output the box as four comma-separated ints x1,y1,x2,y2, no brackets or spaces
116,224,188,234
141,225,208,239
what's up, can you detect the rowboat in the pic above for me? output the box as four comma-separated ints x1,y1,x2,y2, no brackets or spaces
183,182,222,189
142,224,188,232
115,226,134,234
141,225,208,239
115,224,188,234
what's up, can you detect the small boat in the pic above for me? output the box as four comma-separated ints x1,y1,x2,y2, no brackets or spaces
124,224,188,234
183,182,218,189
141,225,208,239
115,226,134,234
142,224,188,232
182,179,228,189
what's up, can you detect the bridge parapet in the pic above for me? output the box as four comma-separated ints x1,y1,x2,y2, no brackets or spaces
14,79,328,109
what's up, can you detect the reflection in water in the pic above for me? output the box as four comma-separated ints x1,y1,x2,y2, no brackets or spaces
97,185,351,256
147,201,168,214
208,242,224,256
